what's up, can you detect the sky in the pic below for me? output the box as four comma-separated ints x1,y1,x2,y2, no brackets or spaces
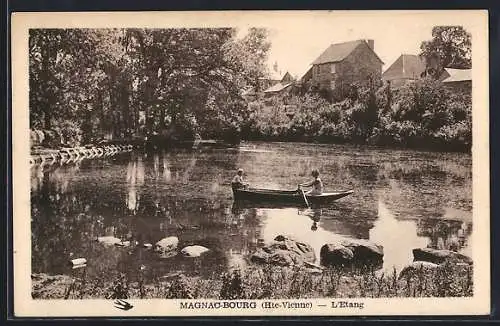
229,11,480,79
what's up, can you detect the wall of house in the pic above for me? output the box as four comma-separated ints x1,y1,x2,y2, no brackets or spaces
338,44,382,88
311,43,382,92
311,62,338,90
443,80,472,97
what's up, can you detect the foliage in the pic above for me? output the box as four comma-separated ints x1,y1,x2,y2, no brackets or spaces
34,262,473,299
419,26,472,78
219,270,244,300
245,78,471,151
29,28,271,146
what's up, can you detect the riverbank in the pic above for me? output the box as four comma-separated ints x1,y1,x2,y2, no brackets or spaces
32,261,472,299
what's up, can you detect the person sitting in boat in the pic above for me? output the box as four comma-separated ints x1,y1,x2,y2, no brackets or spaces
298,169,323,195
231,168,249,191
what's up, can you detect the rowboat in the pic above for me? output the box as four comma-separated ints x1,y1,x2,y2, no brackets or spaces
232,187,354,207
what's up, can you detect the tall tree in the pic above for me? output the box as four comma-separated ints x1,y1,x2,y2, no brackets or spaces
29,27,272,146
30,29,112,145
419,26,472,78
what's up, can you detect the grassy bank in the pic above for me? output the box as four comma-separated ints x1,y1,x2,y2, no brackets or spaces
32,261,472,300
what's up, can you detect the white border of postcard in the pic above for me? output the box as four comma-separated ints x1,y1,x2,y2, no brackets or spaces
12,10,490,317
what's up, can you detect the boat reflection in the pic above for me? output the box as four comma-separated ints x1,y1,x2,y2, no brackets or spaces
232,200,333,210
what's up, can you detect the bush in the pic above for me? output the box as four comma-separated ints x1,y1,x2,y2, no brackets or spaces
239,78,471,152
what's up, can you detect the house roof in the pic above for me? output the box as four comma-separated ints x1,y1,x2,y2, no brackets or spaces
312,40,384,65
442,68,472,83
298,66,313,82
281,72,294,83
263,82,293,93
260,71,294,85
382,54,426,81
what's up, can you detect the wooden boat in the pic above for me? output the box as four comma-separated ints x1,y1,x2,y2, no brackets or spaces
232,187,354,206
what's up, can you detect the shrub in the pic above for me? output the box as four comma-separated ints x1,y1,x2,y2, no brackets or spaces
239,78,471,152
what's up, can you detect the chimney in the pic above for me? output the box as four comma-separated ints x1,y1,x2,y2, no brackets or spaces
365,39,374,51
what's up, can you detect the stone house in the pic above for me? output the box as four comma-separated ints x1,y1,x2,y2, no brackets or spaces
441,68,472,96
305,39,384,94
382,54,427,88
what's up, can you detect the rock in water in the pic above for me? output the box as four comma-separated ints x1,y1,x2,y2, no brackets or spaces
320,244,354,267
250,235,315,266
399,261,440,280
115,240,131,247
340,239,384,265
412,248,472,265
320,239,383,268
69,258,87,269
97,236,121,246
180,245,210,257
154,236,179,253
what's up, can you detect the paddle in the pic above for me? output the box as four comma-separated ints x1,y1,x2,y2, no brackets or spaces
299,187,310,208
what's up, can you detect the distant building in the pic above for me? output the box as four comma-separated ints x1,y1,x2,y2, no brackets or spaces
258,71,282,92
262,72,295,97
382,54,426,88
242,71,296,101
257,62,293,91
441,68,472,96
309,39,384,92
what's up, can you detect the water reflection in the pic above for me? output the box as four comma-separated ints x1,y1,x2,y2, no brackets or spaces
30,142,472,286
369,200,428,270
126,156,145,214
310,208,322,231
162,153,172,182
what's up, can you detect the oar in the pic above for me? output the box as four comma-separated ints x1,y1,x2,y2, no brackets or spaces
300,187,310,208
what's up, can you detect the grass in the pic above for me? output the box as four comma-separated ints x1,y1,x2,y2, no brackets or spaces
32,261,473,300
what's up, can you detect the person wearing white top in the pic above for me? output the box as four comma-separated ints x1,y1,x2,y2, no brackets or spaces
231,168,249,191
298,169,323,195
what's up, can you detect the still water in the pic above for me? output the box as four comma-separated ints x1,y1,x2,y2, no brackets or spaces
31,142,472,284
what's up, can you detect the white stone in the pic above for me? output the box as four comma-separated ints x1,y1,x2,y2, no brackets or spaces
155,236,179,252
70,258,87,266
97,236,122,246
180,245,210,257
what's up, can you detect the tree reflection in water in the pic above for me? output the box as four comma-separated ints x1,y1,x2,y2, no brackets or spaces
30,143,472,288
126,155,145,215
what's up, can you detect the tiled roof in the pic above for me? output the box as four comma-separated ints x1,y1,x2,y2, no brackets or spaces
382,54,426,80
442,68,472,83
312,40,383,65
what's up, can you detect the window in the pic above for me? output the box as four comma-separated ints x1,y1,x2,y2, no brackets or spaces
331,64,336,74
330,80,336,90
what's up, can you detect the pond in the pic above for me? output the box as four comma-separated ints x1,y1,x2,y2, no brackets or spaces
31,141,472,286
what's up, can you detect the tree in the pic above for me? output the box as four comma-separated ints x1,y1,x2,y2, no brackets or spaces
419,26,471,78
29,27,272,146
